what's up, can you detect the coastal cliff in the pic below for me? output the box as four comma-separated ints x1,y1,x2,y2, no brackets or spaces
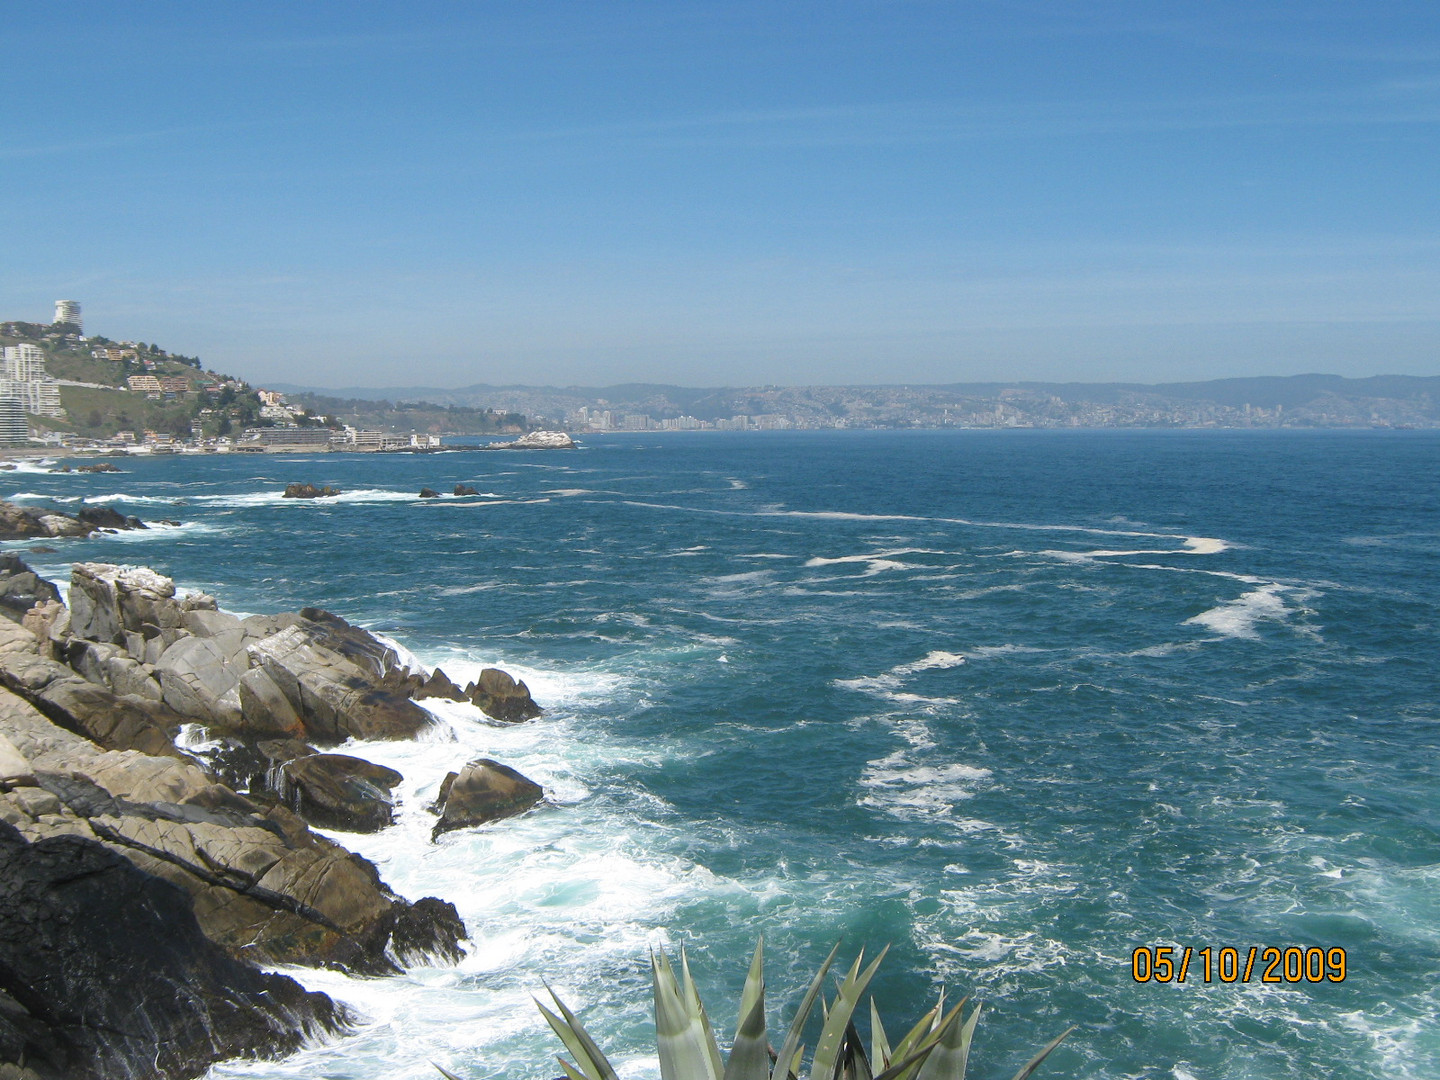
0,558,546,1079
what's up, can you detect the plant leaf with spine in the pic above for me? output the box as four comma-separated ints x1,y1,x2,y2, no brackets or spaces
770,942,840,1080
1007,1027,1073,1080
536,989,618,1080
913,1001,973,1080
681,946,726,1080
869,999,891,1070
654,948,724,1080
808,946,889,1080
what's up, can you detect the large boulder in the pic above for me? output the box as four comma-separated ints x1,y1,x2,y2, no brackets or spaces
155,635,247,727
275,753,402,833
0,819,348,1080
248,625,434,743
465,667,544,723
68,563,185,648
0,555,60,624
432,758,543,839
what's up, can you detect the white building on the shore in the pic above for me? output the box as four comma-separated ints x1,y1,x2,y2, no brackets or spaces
0,344,65,417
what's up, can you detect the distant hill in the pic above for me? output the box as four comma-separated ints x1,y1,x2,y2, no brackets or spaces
269,374,1440,429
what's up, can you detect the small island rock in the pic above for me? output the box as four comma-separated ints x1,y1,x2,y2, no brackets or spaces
281,483,341,499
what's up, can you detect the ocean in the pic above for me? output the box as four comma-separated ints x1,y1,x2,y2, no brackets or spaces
6,429,1438,1080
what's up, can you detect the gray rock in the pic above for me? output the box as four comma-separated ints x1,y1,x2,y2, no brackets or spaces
432,758,543,838
465,666,544,723
276,753,402,833
155,636,246,728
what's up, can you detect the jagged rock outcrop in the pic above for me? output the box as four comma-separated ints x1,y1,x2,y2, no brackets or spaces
274,753,402,833
0,621,179,757
432,758,544,839
453,484,479,497
0,688,464,973
74,461,121,473
0,500,148,541
414,666,468,702
0,555,61,624
64,566,436,745
281,483,340,499
465,666,544,723
0,819,348,1080
418,487,440,498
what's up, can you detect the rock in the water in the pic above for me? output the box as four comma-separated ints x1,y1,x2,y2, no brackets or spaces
0,500,143,541
480,430,577,450
414,666,467,702
75,506,147,532
418,487,440,498
74,462,121,473
453,483,479,497
0,555,61,624
276,753,402,833
464,666,543,723
389,895,467,965
281,483,341,499
0,819,348,1080
432,758,543,838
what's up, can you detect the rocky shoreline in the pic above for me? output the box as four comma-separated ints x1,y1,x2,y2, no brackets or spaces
0,557,549,1080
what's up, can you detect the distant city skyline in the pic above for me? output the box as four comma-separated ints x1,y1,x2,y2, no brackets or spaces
3,2,1437,389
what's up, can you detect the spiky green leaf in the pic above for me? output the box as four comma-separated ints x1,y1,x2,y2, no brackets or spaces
654,949,724,1080
809,946,889,1080
869,999,891,1070
536,989,619,1080
770,942,840,1080
913,1001,973,1080
433,1065,465,1080
1006,1027,1073,1080
725,989,771,1080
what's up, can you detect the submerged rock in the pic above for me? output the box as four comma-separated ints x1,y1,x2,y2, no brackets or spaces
432,758,543,838
281,483,341,499
0,818,348,1080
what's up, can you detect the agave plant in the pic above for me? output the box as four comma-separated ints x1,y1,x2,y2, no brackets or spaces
434,940,1070,1080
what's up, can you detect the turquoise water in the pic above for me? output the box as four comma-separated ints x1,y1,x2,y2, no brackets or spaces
6,430,1438,1079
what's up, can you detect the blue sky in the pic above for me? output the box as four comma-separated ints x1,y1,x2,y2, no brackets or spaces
3,2,1437,388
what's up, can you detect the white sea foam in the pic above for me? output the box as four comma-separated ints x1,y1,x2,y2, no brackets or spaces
81,492,189,506
1184,583,1294,640
804,548,942,576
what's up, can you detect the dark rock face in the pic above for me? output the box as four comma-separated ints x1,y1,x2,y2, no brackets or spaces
453,484,479,497
0,819,348,1080
389,896,467,965
414,666,467,702
74,462,120,473
75,506,146,532
418,487,440,498
432,758,543,838
0,501,148,541
0,689,465,975
0,556,61,624
276,753,402,833
465,667,544,723
281,483,341,499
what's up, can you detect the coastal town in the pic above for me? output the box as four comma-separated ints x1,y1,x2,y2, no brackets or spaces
3,303,1437,455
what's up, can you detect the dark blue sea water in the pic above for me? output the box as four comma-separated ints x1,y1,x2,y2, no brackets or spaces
5,430,1438,1080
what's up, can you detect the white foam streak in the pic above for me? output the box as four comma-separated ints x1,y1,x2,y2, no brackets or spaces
1185,584,1293,640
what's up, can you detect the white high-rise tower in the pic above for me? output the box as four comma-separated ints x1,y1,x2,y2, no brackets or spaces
53,300,81,332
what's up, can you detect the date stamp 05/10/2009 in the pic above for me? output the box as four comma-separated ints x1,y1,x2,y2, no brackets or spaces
1132,946,1348,985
